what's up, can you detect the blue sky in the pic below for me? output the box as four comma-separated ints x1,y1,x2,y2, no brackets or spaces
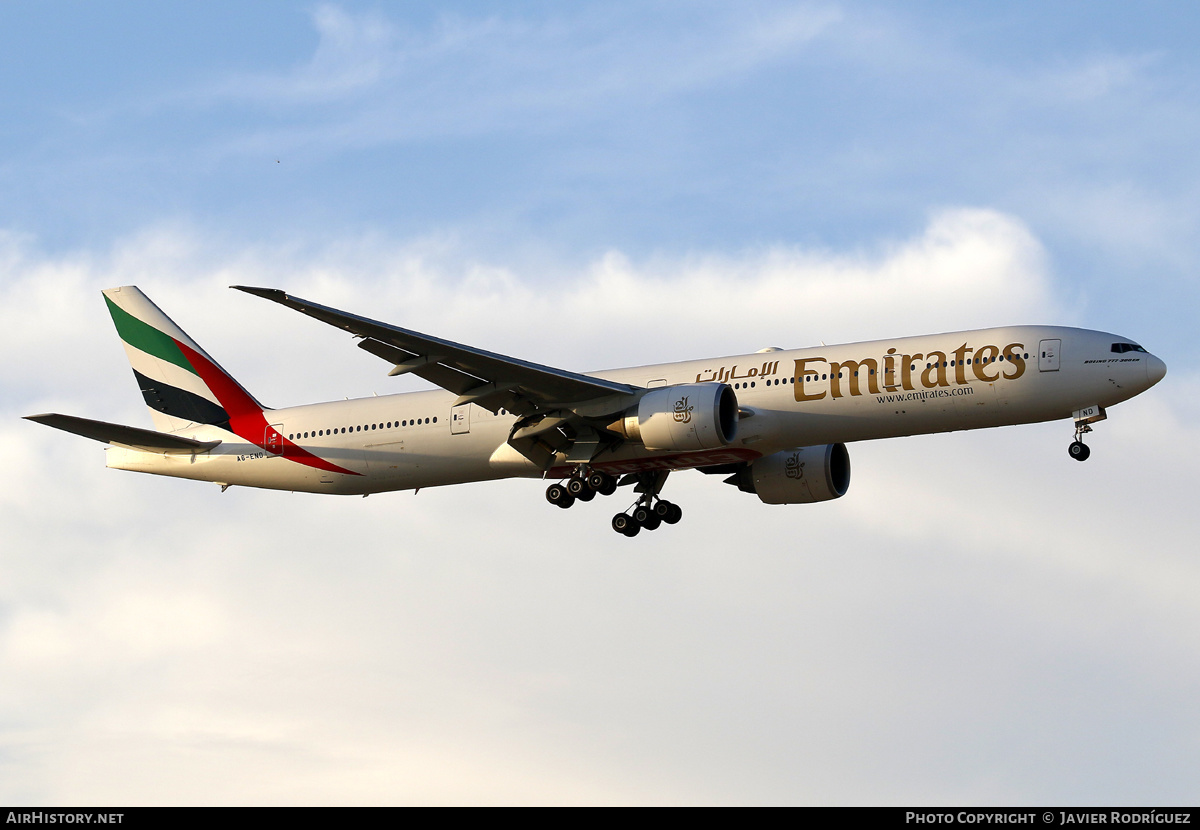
4,1,1199,346
2,2,1198,805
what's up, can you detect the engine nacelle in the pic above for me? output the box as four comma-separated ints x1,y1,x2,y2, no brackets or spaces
612,383,739,451
750,443,851,504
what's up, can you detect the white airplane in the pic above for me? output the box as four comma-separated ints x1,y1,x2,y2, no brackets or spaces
27,286,1167,537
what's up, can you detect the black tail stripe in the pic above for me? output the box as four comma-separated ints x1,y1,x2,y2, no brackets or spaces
133,369,232,431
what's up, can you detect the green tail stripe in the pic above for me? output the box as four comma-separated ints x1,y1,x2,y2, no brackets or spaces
104,295,197,376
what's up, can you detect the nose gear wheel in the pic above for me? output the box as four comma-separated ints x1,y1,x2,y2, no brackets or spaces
1069,421,1093,462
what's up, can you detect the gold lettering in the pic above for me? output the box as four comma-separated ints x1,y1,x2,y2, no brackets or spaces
901,353,922,391
792,358,827,402
830,358,879,397
972,345,1000,381
883,348,899,391
921,351,950,388
952,343,972,385
1002,343,1026,379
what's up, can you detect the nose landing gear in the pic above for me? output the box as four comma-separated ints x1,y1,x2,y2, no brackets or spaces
1068,405,1106,462
1068,437,1091,462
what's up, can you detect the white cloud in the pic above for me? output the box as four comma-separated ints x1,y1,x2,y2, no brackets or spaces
0,207,1054,408
1,211,1196,804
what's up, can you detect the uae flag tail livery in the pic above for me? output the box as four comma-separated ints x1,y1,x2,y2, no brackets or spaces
102,286,266,436
27,287,345,474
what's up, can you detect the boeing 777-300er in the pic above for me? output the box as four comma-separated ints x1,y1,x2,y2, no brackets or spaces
27,286,1167,537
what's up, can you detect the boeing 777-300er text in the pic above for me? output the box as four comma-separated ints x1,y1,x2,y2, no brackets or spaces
27,286,1167,537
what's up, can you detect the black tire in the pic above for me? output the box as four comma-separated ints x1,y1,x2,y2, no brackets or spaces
1069,441,1091,462
642,513,662,531
576,487,595,502
665,503,683,524
599,478,618,496
546,483,567,505
653,500,673,519
612,513,637,536
633,505,652,526
567,477,587,497
586,471,607,491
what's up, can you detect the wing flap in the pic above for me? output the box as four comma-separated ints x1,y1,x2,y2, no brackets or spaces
26,413,221,453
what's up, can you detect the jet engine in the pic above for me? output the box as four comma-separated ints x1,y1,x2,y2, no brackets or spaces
742,443,851,504
610,383,738,451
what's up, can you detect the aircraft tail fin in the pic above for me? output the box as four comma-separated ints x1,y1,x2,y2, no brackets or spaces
102,286,268,433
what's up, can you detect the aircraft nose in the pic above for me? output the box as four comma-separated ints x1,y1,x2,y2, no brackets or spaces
1147,355,1167,386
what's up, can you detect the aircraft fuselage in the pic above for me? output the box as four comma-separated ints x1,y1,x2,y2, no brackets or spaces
103,324,1166,495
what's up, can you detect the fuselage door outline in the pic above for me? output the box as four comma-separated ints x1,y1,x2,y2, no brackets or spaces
1039,339,1061,372
451,404,471,435
265,424,284,455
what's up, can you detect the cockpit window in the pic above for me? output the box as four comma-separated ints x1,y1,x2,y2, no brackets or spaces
1111,342,1147,354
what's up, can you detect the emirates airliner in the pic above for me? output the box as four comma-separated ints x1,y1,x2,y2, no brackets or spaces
27,286,1167,537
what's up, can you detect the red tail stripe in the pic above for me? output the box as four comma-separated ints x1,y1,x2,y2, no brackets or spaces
174,340,360,477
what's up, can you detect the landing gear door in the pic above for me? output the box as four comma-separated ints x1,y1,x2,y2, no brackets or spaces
450,404,471,435
265,424,284,455
1039,339,1061,372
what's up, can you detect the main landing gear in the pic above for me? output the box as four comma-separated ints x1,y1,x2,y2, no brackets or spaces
545,467,684,537
611,496,682,538
610,469,681,538
545,468,617,509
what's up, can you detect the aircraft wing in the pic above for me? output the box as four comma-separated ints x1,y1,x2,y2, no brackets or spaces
25,413,221,453
232,286,638,418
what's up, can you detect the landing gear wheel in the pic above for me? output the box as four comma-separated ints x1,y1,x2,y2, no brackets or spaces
1069,441,1091,462
575,487,595,502
664,503,682,524
587,471,617,495
612,513,639,537
546,483,574,508
641,513,662,531
633,505,653,526
653,500,673,520
566,477,588,497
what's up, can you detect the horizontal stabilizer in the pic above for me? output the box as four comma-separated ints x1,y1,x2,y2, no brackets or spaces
25,413,221,453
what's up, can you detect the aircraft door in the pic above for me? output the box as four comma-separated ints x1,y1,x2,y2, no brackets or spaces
1039,339,1061,372
265,424,284,455
451,404,471,435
